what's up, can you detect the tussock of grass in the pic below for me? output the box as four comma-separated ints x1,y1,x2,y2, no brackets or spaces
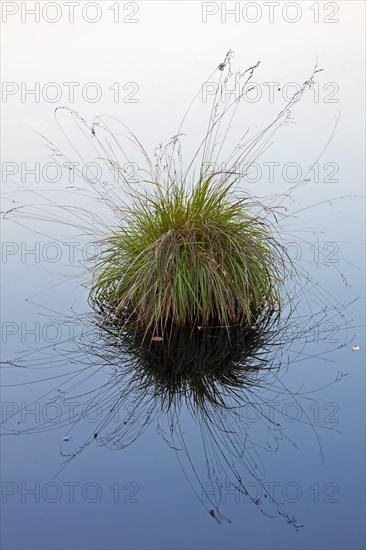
86,52,322,334
1,53,326,334
90,175,287,333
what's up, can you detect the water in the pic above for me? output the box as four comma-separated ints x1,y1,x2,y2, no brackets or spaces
1,249,364,549
1,3,365,549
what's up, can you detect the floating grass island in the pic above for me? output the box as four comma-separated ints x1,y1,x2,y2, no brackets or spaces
87,51,322,335
90,177,286,333
16,51,322,337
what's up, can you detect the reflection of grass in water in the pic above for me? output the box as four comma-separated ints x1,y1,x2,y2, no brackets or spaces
96,308,282,411
1,297,354,528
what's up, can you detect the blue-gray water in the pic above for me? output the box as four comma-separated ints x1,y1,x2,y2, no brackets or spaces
1,166,365,550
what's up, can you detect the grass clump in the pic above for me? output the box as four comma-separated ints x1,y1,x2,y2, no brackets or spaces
90,175,286,333
86,52,321,334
